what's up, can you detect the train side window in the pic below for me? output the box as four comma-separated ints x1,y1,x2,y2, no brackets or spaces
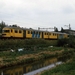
49,33,51,35
46,33,47,35
19,30,22,33
28,31,30,34
45,33,46,35
53,33,54,36
15,30,18,33
11,29,13,32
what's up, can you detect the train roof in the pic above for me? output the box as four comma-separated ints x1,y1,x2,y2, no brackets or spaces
3,26,68,34
3,26,32,30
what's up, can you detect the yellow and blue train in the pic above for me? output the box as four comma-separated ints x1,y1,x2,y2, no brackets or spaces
2,27,68,39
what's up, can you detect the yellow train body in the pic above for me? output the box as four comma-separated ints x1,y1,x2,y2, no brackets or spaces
49,32,58,39
2,27,68,39
2,27,23,38
26,30,32,38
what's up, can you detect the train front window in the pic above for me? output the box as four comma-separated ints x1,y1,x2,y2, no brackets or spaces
3,30,10,33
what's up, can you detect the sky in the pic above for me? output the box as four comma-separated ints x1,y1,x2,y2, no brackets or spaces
0,0,75,31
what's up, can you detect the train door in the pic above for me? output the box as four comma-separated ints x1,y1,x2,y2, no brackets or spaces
23,30,26,38
42,32,44,38
58,34,63,39
10,29,13,38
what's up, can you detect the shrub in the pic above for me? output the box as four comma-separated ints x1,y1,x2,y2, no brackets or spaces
0,39,57,51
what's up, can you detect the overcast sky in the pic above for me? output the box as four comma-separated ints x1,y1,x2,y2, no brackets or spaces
0,0,75,31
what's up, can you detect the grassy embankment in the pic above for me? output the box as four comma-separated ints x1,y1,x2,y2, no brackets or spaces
0,39,57,68
0,38,75,69
0,46,74,69
37,36,75,75
40,50,75,75
0,46,64,68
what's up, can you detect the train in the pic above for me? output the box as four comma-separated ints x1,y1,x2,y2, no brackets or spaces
2,26,68,39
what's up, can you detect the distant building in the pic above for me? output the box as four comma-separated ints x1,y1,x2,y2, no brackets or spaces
63,29,75,36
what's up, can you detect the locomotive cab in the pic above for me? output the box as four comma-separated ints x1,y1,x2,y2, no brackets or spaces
2,27,24,38
2,27,11,38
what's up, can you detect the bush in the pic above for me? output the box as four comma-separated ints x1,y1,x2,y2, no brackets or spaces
57,38,68,47
0,39,57,51
57,36,75,48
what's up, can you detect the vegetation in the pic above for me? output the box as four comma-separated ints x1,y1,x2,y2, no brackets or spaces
0,35,75,68
40,35,75,75
60,27,64,33
0,39,57,51
41,50,75,75
0,46,74,69
57,35,75,48
54,27,58,32
0,21,21,33
57,49,75,62
0,21,7,33
0,20,75,74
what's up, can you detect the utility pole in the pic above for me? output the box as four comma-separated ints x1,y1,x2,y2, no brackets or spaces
64,24,71,30
64,24,71,34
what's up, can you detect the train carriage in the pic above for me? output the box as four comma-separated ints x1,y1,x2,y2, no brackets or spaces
42,31,49,39
57,32,68,39
2,27,23,38
48,32,58,40
2,27,43,39
25,29,32,39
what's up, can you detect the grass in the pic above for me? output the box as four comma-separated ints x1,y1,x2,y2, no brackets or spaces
0,47,74,60
47,47,64,51
0,46,66,58
41,53,75,75
0,47,74,69
0,39,57,51
41,61,75,75
0,47,60,67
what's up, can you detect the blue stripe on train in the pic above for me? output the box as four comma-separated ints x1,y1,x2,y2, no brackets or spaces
32,33,40,38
